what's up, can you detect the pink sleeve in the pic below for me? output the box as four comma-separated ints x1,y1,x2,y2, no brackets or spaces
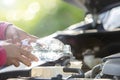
0,22,11,40
0,46,7,67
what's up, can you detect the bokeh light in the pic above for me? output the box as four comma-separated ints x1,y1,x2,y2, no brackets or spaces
1,0,16,7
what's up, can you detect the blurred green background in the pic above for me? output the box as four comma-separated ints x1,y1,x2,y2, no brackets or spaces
0,0,85,37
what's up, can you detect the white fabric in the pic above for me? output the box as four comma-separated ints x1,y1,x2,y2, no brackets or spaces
99,6,120,31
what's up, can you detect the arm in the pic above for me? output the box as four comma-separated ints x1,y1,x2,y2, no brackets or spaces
0,22,11,40
0,21,38,44
0,22,39,67
5,23,38,44
0,46,6,66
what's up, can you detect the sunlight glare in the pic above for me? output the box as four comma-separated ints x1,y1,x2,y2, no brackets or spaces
23,11,35,21
2,0,16,7
28,2,40,14
6,12,20,21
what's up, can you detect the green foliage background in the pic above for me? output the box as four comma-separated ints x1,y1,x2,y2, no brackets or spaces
0,0,85,37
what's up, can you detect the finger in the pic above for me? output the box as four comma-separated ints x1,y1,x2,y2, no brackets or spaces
12,59,20,67
22,46,33,52
26,36,38,43
17,55,31,67
20,48,38,61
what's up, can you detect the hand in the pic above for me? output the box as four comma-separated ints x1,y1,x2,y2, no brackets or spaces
5,24,38,44
2,42,38,67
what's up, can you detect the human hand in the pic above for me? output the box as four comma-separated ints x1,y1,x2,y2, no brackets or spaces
2,42,38,67
5,24,38,45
